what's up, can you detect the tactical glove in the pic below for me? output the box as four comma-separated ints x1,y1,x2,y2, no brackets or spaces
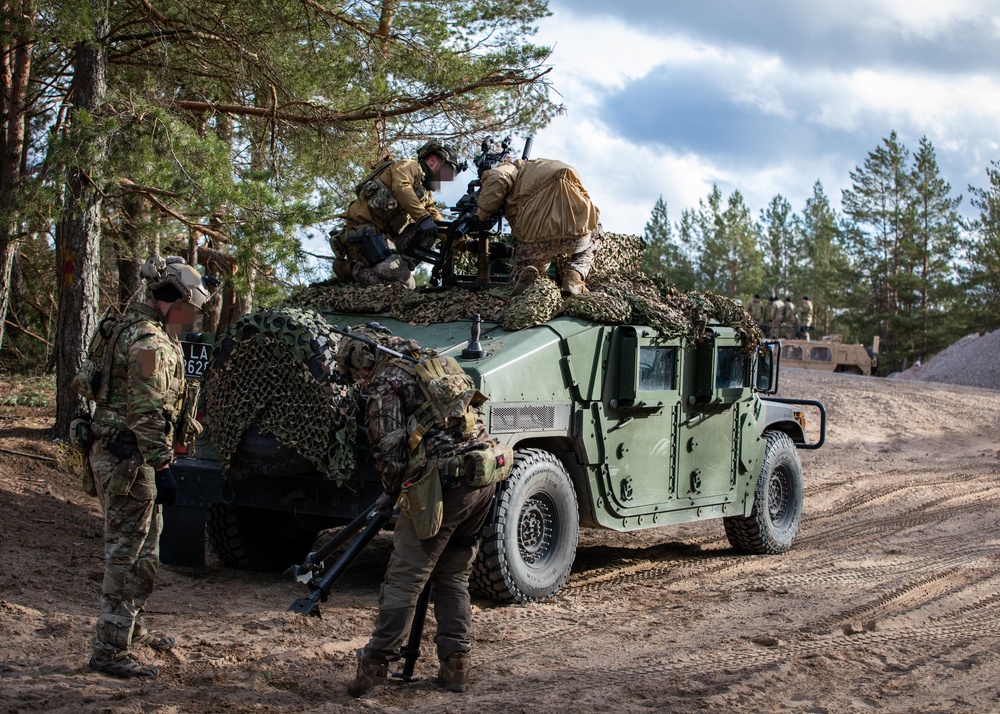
416,216,439,242
154,465,178,506
373,490,397,519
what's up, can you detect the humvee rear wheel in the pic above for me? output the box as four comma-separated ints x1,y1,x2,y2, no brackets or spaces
472,448,579,604
724,431,803,554
206,504,328,571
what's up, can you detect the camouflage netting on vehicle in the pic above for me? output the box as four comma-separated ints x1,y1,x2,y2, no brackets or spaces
280,232,761,350
203,308,360,484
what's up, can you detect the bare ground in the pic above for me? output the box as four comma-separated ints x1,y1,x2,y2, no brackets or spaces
2,368,1000,713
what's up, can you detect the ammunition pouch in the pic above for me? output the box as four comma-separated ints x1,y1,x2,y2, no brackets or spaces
71,359,102,402
348,229,397,266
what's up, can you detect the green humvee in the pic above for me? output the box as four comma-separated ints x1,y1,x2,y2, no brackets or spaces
165,305,825,604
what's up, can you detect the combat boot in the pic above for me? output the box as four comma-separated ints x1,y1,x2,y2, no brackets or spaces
510,266,538,297
89,653,158,679
561,269,588,295
347,649,389,697
436,651,471,692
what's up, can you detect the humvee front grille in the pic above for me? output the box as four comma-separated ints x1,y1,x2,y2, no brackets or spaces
490,403,571,434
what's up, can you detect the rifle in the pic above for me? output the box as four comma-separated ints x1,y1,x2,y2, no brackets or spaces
393,582,433,682
404,136,532,288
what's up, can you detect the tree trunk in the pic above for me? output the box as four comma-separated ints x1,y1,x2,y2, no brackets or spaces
0,1,34,353
54,3,108,437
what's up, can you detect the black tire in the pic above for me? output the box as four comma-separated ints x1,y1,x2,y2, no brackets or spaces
231,427,315,477
724,431,803,554
206,504,329,571
472,448,579,604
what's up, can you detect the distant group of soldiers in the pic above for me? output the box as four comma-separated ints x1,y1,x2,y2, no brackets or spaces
747,294,814,340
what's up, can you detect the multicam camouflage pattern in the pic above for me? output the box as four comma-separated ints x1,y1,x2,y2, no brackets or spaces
89,440,160,659
91,302,185,469
203,308,361,484
366,360,491,495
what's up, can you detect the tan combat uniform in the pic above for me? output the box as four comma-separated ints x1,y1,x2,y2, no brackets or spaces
474,159,602,285
333,158,445,287
781,299,797,339
797,299,814,339
748,298,765,330
88,302,184,663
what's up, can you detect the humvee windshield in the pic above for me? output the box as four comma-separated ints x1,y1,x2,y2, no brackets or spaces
639,346,676,391
717,346,747,389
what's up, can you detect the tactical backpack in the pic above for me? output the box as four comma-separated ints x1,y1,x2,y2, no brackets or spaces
402,356,514,488
71,310,143,404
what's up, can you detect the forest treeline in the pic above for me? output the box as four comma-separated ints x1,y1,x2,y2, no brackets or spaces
0,0,556,434
642,130,1000,374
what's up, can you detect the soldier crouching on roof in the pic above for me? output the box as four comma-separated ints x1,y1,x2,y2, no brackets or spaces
331,141,466,288
76,255,210,679
335,330,501,697
472,156,602,296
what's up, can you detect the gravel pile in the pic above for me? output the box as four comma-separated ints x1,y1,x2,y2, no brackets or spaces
890,329,1000,390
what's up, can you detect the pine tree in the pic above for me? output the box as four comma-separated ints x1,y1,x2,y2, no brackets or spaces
759,194,795,298
641,195,694,288
965,161,1000,330
796,181,849,337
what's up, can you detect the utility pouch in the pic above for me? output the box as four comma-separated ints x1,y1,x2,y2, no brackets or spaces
348,229,397,266
400,458,444,540
464,443,515,487
71,359,102,402
107,449,143,497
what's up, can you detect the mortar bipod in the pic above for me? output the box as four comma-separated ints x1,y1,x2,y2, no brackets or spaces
287,502,393,617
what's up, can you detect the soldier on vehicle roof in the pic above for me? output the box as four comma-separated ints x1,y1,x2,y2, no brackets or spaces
796,296,814,340
74,255,210,680
471,156,603,296
336,330,503,697
782,296,797,339
332,141,466,288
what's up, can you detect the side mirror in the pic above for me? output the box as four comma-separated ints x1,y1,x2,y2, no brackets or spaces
754,341,780,395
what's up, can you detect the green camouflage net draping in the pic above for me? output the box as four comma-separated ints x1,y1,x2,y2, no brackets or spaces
203,308,361,484
283,233,761,350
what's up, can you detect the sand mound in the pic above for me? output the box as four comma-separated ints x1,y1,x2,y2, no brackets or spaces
890,329,1000,390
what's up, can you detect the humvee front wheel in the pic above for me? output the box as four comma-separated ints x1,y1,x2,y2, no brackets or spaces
472,448,579,604
724,431,803,554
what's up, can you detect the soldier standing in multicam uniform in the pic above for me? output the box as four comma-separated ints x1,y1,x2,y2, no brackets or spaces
765,295,783,339
781,296,797,339
796,296,814,340
335,333,498,697
331,141,466,288
472,157,603,295
84,256,209,679
747,294,765,331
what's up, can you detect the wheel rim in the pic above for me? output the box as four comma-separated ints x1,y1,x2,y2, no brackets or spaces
767,466,791,527
518,493,556,566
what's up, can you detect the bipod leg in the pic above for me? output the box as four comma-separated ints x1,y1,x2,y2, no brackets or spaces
284,505,375,583
394,582,433,682
475,236,490,288
288,509,392,617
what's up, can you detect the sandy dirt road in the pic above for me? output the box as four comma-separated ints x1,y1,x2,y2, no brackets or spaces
2,368,1000,713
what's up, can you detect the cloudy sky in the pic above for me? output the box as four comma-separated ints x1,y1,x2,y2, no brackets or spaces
433,0,1000,236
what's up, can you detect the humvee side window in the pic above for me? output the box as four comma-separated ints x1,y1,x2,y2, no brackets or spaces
638,346,676,391
809,346,832,362
784,345,803,360
716,347,746,389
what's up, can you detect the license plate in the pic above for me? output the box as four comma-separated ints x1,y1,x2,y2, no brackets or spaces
181,340,212,380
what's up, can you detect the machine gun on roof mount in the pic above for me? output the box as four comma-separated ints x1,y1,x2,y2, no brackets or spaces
403,136,532,289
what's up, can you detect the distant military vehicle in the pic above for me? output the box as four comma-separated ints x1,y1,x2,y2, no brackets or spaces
779,334,879,377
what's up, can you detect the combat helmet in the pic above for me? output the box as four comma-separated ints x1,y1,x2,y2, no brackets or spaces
141,255,211,309
416,140,467,174
335,325,422,383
